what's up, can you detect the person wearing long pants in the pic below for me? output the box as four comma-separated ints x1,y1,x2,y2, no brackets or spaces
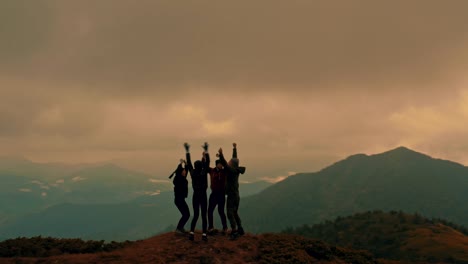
186,142,210,241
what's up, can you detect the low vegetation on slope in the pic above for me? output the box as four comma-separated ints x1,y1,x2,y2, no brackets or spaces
257,233,376,264
284,210,468,263
0,236,132,257
0,233,379,264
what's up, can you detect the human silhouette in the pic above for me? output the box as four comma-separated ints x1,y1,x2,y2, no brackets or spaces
185,142,209,241
206,154,228,235
168,144,190,234
218,143,246,240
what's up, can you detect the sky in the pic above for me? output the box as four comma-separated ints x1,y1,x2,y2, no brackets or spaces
2,0,468,182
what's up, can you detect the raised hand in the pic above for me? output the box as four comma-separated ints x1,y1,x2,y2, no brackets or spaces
184,143,190,152
202,142,209,152
218,147,223,155
233,143,237,148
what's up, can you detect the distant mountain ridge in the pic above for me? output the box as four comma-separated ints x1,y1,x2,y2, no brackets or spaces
241,146,468,232
0,158,174,236
2,147,468,242
0,157,272,241
0,180,273,241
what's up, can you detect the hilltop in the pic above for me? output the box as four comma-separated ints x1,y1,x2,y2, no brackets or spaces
2,212,468,263
0,232,379,264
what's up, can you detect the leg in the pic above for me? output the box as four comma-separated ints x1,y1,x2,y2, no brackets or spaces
233,194,243,234
226,194,237,231
207,192,217,230
175,196,190,230
217,192,228,230
200,191,208,234
190,192,200,232
181,199,190,229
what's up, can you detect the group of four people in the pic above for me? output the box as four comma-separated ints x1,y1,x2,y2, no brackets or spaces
169,142,246,241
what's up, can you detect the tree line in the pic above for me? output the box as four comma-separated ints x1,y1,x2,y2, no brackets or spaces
283,210,468,264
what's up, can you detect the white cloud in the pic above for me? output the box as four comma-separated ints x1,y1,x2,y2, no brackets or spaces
19,188,32,192
31,180,43,185
71,176,86,182
56,179,65,184
40,185,50,190
261,175,289,183
148,178,170,184
259,171,296,183
141,190,161,196
41,192,47,197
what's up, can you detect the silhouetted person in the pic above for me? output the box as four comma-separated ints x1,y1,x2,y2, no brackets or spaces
168,144,190,234
207,158,228,235
186,142,209,242
218,143,246,240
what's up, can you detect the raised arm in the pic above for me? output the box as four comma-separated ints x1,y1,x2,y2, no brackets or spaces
200,142,210,169
232,143,237,159
184,143,194,175
218,147,228,167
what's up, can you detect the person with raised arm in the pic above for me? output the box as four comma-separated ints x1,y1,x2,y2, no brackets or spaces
218,143,246,240
206,152,228,236
185,142,209,241
168,143,191,235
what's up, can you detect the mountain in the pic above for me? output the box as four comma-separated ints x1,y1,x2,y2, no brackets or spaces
0,157,86,215
0,180,272,241
0,192,177,241
239,180,273,197
241,147,468,232
0,233,380,264
3,146,468,242
0,158,172,215
54,163,172,204
285,211,468,263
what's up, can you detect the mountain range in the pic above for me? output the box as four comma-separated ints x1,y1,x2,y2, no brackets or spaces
0,157,272,241
241,147,468,232
0,146,467,242
0,158,173,215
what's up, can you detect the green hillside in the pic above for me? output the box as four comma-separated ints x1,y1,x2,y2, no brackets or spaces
0,181,272,241
241,147,468,232
285,211,468,263
0,158,172,215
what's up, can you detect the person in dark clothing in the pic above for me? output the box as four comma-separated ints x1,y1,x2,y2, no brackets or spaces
185,142,210,242
168,146,190,234
218,143,246,240
207,159,228,235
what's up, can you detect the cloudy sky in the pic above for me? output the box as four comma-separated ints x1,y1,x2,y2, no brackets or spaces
2,0,468,181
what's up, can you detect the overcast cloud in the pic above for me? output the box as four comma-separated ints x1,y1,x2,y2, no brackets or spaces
1,0,468,180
